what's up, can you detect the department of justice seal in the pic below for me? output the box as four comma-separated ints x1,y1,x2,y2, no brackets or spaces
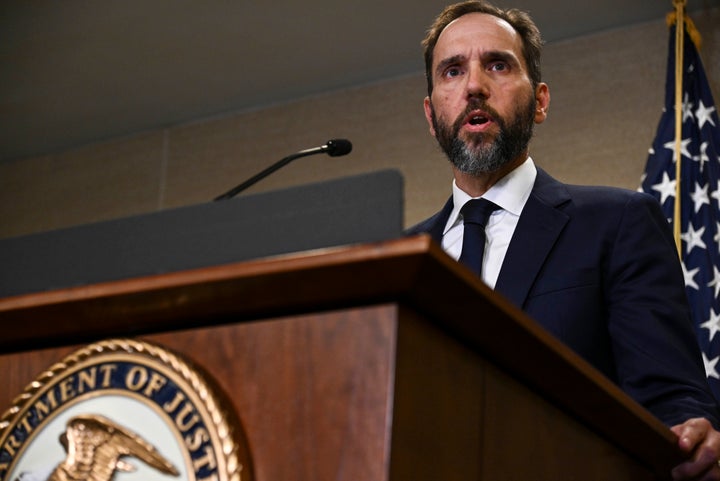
0,339,253,481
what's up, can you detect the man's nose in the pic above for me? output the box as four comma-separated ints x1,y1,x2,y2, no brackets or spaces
466,64,490,98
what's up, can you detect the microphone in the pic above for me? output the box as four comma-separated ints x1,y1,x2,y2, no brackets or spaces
214,139,353,201
323,138,352,156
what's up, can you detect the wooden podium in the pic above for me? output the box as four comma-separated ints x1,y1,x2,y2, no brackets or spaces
0,235,681,480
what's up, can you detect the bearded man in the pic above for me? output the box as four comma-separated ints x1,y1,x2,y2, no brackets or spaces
407,2,720,479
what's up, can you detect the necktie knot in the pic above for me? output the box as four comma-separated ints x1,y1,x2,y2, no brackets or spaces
461,198,498,227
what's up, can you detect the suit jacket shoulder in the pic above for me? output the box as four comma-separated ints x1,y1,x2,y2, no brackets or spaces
404,196,453,241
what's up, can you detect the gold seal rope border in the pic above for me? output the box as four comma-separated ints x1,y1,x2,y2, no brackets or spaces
0,338,248,481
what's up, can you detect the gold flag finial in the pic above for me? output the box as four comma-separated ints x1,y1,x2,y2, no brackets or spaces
666,3,703,49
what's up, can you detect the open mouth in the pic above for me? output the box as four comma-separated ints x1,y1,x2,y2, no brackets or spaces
468,114,489,126
464,110,492,128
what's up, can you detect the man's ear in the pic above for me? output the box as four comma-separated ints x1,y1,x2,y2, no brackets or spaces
424,96,437,137
534,83,550,124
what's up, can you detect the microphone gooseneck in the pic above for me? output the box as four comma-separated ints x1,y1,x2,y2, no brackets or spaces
214,139,353,201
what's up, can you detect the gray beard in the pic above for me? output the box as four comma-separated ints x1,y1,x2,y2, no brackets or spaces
446,131,512,174
432,97,536,175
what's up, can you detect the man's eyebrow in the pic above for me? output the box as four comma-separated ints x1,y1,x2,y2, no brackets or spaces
482,49,521,66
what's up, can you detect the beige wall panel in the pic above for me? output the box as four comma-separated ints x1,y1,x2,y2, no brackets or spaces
0,154,56,238
532,23,665,189
0,131,165,238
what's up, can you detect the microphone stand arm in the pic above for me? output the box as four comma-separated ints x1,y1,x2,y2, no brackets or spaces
214,147,323,201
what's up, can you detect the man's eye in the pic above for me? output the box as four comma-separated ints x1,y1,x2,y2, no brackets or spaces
489,62,508,72
445,67,462,78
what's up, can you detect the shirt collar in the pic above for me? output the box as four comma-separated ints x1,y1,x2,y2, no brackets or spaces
444,157,537,234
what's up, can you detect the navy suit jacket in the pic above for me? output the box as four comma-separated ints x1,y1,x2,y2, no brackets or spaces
407,168,720,427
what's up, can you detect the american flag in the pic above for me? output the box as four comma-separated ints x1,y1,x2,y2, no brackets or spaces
640,18,720,400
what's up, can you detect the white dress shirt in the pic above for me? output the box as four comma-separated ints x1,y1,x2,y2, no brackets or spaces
442,157,537,289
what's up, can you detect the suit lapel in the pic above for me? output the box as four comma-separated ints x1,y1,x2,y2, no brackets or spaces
425,197,454,243
494,169,570,308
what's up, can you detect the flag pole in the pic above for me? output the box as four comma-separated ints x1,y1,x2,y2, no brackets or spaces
673,0,686,256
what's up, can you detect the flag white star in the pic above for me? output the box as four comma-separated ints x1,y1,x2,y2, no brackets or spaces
696,99,717,129
711,181,720,210
651,172,676,205
715,221,720,253
690,181,710,213
682,92,695,122
692,141,711,173
708,265,720,299
703,352,720,380
681,222,707,254
701,308,720,343
682,261,700,290
663,137,693,162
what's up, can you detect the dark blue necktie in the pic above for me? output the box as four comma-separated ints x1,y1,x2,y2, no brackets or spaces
459,198,499,276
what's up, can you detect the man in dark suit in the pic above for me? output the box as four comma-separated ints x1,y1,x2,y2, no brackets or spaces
408,1,720,479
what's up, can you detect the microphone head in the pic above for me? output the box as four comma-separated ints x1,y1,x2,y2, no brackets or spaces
324,139,353,157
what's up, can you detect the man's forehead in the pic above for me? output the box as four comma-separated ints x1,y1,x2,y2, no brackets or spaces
435,12,521,56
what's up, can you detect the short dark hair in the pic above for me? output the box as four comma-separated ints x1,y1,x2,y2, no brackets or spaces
422,0,544,96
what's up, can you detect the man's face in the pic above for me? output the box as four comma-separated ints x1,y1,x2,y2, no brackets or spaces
423,13,548,175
